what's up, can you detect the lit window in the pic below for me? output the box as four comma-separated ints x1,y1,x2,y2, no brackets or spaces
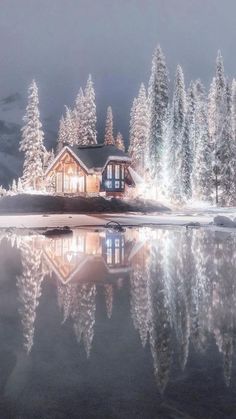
106,238,112,247
115,165,120,179
121,166,124,179
107,165,113,179
115,248,120,264
115,238,120,247
115,181,120,188
106,180,112,189
121,181,124,189
107,248,112,264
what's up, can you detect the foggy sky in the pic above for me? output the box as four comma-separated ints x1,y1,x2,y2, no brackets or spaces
0,0,236,141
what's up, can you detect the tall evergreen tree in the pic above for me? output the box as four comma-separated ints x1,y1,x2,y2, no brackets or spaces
129,83,149,174
168,65,186,202
148,45,169,180
64,106,77,146
115,132,125,151
192,84,213,201
75,88,85,144
57,115,67,153
220,82,235,205
20,80,45,190
81,75,97,145
104,106,114,145
208,51,227,203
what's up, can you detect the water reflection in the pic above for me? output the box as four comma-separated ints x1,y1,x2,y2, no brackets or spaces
3,227,236,393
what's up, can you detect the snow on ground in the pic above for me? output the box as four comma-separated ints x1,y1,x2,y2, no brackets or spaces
0,205,236,231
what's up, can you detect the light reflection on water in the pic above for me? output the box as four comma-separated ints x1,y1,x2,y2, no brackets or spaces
1,227,236,418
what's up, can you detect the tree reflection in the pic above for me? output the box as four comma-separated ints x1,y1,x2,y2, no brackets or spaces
5,227,236,390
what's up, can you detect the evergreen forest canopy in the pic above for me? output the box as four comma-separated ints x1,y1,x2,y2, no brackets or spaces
17,46,236,206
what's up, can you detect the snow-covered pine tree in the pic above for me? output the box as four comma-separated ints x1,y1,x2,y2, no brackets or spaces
191,82,213,201
104,106,114,145
12,179,17,194
229,79,236,204
220,81,236,205
115,132,125,151
17,178,23,193
57,115,67,153
168,65,186,202
64,106,77,146
231,79,236,141
129,83,149,175
179,81,199,201
81,75,97,145
20,80,45,190
75,87,84,144
208,51,227,203
148,45,169,181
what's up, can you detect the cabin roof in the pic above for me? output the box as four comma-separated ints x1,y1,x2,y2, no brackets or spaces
69,144,131,170
45,144,131,176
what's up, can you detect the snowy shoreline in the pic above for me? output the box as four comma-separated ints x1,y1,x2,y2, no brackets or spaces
0,209,236,233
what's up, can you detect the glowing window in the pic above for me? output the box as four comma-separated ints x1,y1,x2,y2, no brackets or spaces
115,248,120,264
115,238,120,247
107,165,113,179
115,165,120,179
121,166,124,179
107,248,113,264
106,180,112,189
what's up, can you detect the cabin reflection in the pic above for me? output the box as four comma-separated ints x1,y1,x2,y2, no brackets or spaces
42,229,135,285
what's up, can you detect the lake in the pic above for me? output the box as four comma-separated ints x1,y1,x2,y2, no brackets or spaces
0,226,235,419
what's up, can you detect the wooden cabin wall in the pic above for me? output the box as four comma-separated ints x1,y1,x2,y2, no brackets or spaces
86,175,100,193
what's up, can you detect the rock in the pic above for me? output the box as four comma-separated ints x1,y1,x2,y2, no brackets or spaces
43,226,73,237
213,215,236,228
186,222,201,228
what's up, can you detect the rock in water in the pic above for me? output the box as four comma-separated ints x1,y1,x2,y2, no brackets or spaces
213,216,236,228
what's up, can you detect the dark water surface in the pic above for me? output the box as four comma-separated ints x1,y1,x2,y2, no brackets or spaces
0,227,236,419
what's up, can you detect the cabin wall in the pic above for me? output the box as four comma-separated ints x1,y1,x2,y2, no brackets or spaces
86,175,100,194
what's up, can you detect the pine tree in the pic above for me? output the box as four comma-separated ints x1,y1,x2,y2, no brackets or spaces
17,178,23,193
81,75,97,145
168,65,186,202
220,82,235,205
20,80,45,190
64,106,77,146
231,79,236,141
129,83,149,174
12,179,17,193
75,88,85,144
115,132,125,151
148,45,169,180
208,51,227,203
192,82,213,201
57,115,67,153
104,106,114,145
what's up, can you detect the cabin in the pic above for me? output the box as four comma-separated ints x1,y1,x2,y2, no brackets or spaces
44,144,138,197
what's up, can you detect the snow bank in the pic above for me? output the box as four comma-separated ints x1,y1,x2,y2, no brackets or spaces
0,194,170,214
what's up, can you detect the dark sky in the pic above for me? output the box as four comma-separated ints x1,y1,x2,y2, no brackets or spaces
0,0,236,142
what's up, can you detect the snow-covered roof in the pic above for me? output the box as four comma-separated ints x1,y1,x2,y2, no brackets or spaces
45,144,131,176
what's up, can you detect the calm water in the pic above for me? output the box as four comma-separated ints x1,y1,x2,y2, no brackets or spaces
0,227,236,419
